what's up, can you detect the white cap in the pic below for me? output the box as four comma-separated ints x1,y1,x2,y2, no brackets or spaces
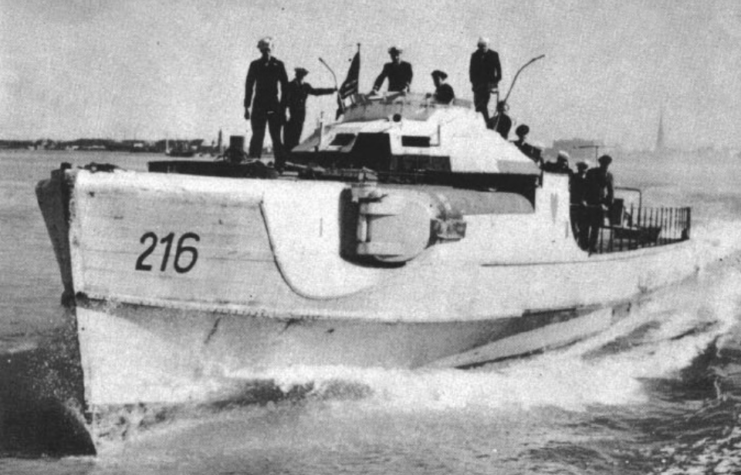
477,37,490,46
576,159,591,168
257,37,273,50
557,150,571,161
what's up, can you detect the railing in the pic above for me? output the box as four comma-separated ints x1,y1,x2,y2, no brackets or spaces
576,200,691,254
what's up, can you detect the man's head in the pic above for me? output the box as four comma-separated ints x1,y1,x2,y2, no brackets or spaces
257,37,273,58
431,70,447,87
477,37,490,52
598,154,612,169
576,160,590,173
388,46,402,63
515,124,529,138
294,67,309,80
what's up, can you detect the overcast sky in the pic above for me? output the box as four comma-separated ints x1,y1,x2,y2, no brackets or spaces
1,0,740,150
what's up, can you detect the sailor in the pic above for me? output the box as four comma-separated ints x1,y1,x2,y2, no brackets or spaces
570,160,591,249
488,101,512,139
282,67,337,152
469,37,502,125
372,46,413,93
543,150,572,174
430,70,455,104
243,37,289,167
512,124,542,165
584,155,615,253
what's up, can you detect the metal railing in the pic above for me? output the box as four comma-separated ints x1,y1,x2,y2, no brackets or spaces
576,201,691,254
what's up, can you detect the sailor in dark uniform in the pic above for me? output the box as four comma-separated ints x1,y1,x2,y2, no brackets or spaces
430,70,455,104
584,155,615,253
489,101,512,139
244,37,288,166
570,160,591,249
282,67,337,152
469,37,502,125
372,46,413,93
512,124,542,165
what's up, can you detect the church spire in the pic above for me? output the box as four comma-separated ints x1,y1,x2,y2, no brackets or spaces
655,107,665,152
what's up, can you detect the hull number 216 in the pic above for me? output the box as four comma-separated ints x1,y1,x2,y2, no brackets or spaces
135,232,200,273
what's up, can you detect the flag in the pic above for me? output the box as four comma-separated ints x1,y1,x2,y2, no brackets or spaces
336,51,360,118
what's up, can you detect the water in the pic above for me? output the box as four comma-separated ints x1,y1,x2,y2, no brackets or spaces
3,149,741,474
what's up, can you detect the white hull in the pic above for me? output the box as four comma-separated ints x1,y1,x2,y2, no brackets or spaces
76,300,634,407
37,167,699,411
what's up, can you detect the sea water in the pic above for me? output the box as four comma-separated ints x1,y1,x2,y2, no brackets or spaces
2,149,741,474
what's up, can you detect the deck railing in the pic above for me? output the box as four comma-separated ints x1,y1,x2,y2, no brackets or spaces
585,201,691,254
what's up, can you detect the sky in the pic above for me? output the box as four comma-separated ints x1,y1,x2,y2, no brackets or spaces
1,0,740,150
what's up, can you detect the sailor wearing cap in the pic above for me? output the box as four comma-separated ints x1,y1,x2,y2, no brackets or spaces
584,154,615,253
372,46,413,93
282,67,337,152
512,124,542,165
244,36,289,164
469,36,502,124
543,150,572,174
571,160,591,249
430,70,455,104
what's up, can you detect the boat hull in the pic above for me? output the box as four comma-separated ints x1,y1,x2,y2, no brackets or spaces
75,298,630,408
36,167,701,412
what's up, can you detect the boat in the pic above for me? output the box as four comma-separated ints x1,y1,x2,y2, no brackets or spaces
36,91,696,434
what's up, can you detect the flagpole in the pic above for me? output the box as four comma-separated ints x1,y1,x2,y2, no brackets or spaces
356,43,361,94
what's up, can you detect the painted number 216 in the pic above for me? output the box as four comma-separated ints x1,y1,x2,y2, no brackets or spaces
135,232,200,273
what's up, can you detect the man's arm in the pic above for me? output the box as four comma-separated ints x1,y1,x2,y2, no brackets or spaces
469,52,476,84
281,81,294,116
306,83,336,96
244,62,256,110
372,64,388,92
605,173,615,204
405,62,413,91
276,62,289,119
493,52,502,84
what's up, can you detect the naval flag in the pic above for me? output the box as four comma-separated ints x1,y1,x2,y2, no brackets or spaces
336,50,360,118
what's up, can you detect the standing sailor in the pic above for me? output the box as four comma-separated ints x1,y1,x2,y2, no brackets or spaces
584,155,615,253
244,37,288,167
570,160,591,249
469,37,502,125
372,46,413,93
283,67,337,152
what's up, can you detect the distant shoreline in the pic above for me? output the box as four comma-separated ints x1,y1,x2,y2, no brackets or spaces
0,138,215,154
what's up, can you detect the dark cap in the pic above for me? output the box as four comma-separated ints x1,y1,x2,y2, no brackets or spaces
388,46,402,55
431,70,448,80
515,124,529,136
294,67,309,77
598,154,612,164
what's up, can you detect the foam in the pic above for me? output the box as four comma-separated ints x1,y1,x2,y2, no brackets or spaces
209,254,741,415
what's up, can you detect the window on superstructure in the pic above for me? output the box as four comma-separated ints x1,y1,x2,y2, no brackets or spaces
401,136,431,147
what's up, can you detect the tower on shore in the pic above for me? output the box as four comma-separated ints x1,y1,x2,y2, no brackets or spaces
655,108,665,153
